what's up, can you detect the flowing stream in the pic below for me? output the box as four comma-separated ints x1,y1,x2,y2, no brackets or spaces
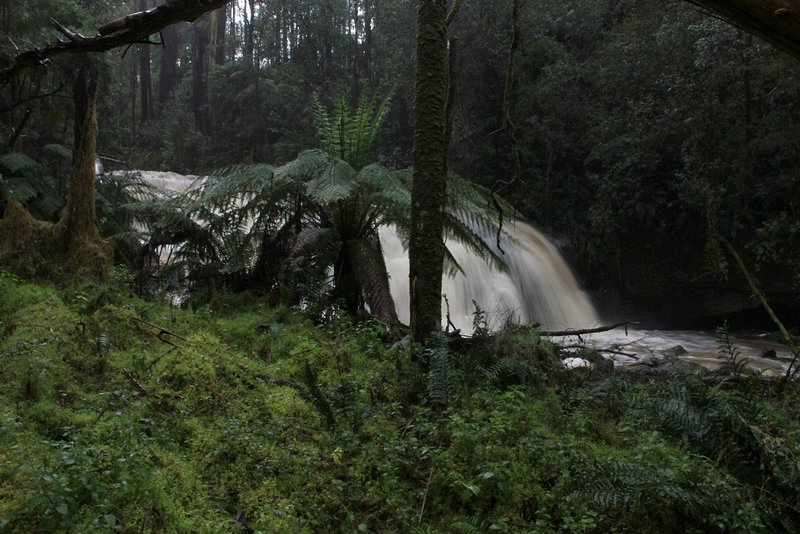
124,169,795,376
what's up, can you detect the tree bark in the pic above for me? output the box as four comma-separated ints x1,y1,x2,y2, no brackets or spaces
409,0,448,342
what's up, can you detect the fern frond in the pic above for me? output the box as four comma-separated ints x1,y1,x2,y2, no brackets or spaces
0,152,40,176
426,340,454,406
305,158,357,205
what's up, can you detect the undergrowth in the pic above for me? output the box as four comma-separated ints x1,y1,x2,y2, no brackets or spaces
0,271,798,532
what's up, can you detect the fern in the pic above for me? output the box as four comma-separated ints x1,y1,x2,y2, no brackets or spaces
425,335,454,406
715,321,751,380
312,90,394,171
578,459,710,525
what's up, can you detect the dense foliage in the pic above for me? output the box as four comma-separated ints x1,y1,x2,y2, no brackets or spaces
1,273,799,532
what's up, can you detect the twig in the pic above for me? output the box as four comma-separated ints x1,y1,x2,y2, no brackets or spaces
417,467,435,526
130,316,187,346
443,295,459,334
122,367,153,397
559,344,639,359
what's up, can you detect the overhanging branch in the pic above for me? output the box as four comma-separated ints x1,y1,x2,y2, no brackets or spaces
686,0,800,60
0,0,230,81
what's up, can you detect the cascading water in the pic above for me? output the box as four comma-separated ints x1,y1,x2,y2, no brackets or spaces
380,223,600,335
122,170,795,375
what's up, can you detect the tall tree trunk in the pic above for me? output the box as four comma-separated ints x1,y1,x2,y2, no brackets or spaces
130,49,137,140
244,0,255,66
137,0,152,123
192,14,210,133
409,0,448,342
158,23,179,103
364,0,374,86
213,5,227,65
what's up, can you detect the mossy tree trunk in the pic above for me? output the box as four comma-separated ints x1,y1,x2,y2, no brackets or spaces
53,59,111,279
62,61,101,245
409,0,448,342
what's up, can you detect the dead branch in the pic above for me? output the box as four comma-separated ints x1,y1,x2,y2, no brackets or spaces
541,321,635,337
685,0,800,61
722,239,799,385
122,367,153,396
130,316,187,347
0,0,231,80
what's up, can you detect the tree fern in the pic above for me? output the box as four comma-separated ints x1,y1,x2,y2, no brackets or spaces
137,93,521,327
0,151,63,221
312,91,393,171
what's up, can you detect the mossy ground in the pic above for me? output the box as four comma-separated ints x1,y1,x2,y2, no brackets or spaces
0,270,798,533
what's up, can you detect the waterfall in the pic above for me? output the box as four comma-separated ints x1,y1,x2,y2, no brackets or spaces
123,170,599,334
381,223,599,335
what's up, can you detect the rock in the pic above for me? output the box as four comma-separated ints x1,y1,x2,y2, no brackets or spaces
563,357,592,369
661,345,687,357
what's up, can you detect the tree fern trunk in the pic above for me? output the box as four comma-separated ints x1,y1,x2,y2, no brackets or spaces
409,0,448,342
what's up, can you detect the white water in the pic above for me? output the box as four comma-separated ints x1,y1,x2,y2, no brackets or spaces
121,170,794,375
380,223,600,334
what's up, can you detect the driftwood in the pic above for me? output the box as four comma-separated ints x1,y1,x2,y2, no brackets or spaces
0,0,231,81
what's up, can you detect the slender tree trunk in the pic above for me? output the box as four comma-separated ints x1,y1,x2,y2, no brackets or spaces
244,0,255,66
158,23,179,103
213,5,227,65
137,0,152,123
130,50,137,140
409,0,448,341
192,14,210,133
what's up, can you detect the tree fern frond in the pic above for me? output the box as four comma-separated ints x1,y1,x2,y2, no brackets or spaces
43,143,72,160
305,158,357,205
0,152,40,176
